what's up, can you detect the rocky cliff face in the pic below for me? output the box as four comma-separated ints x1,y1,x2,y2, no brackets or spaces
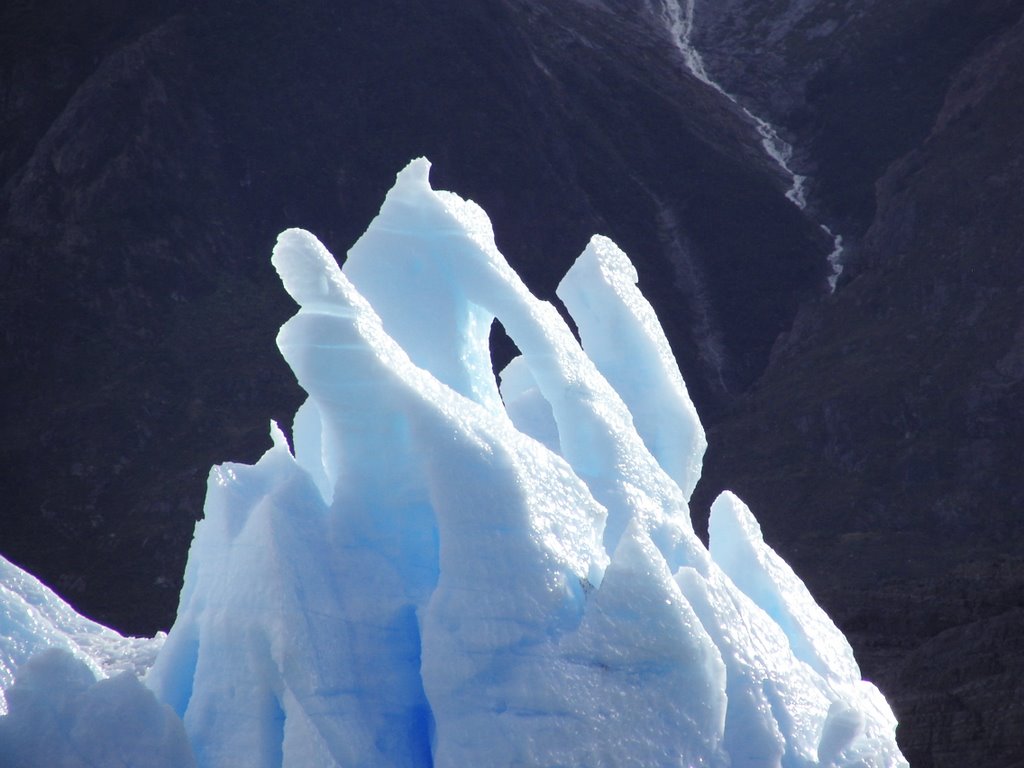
690,2,1024,765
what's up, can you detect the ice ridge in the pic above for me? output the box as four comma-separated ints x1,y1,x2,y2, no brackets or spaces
1,159,905,768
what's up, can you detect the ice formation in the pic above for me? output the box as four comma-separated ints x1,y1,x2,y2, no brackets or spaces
0,555,164,715
0,558,186,766
0,159,906,767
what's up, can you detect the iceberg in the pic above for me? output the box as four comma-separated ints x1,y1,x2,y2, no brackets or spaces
0,159,906,767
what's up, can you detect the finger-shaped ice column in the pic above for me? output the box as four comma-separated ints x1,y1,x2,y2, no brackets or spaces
557,234,707,501
343,159,707,571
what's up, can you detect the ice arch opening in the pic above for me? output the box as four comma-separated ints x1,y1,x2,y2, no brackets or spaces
342,158,707,562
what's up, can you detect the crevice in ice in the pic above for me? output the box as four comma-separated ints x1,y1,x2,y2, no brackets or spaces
291,397,332,505
149,622,199,720
266,691,286,768
488,318,521,383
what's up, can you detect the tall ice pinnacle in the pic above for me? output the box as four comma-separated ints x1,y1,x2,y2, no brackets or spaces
1,159,907,768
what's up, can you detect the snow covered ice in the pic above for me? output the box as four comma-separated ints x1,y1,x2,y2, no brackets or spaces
0,158,907,767
0,559,188,766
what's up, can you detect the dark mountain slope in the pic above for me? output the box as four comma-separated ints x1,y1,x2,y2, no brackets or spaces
692,0,1024,239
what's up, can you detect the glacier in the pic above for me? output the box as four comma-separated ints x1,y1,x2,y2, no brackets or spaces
0,158,906,767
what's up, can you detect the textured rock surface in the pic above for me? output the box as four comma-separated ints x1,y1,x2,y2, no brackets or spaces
691,0,1023,238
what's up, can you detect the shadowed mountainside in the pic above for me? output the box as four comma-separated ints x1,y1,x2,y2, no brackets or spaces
691,4,1024,765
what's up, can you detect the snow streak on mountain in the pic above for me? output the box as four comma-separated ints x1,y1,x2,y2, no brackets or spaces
656,0,846,288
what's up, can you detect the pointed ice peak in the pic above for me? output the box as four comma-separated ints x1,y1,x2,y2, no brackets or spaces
341,158,505,412
397,156,432,188
558,234,706,500
709,491,860,684
370,157,504,275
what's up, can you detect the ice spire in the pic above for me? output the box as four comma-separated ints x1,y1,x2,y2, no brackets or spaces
2,159,905,768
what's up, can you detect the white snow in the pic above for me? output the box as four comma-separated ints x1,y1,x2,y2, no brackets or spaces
657,0,850,289
0,555,164,716
0,159,905,767
659,0,808,207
